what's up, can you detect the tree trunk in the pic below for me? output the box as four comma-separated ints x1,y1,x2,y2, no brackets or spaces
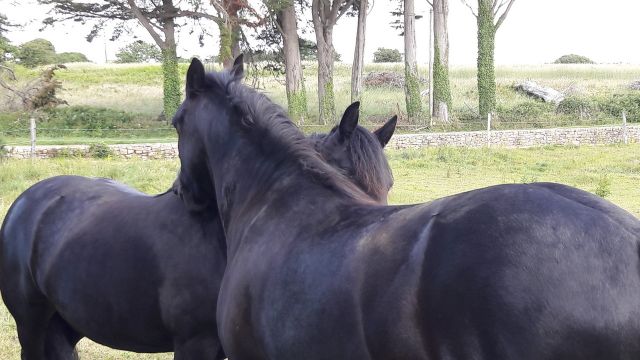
477,0,496,119
351,0,368,103
161,2,180,121
278,4,307,122
403,0,422,120
219,0,242,68
432,0,451,122
312,0,337,125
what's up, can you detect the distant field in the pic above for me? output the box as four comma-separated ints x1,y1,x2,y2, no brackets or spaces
1,62,639,146
0,144,639,358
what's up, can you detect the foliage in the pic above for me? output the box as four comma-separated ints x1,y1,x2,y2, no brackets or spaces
14,65,68,111
161,49,181,121
595,174,611,198
556,96,595,117
404,67,422,120
0,136,6,160
56,52,89,63
433,46,452,112
0,14,17,63
498,101,553,121
595,93,640,120
554,54,595,64
288,89,308,121
477,0,496,118
17,38,57,68
115,41,162,63
373,48,402,63
44,105,133,130
88,142,114,158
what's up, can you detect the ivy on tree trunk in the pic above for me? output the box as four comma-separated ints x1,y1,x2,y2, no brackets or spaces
477,0,496,119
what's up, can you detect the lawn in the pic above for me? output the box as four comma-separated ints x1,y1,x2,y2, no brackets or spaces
0,144,639,358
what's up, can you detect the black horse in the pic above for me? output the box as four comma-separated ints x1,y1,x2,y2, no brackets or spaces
174,56,640,359
0,102,397,360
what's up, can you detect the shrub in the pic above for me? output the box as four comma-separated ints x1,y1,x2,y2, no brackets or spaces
373,48,402,63
56,52,89,63
594,175,611,198
44,106,134,130
88,143,114,159
594,93,640,120
0,136,7,160
17,38,56,68
499,101,553,121
556,97,595,117
553,54,595,64
116,41,162,63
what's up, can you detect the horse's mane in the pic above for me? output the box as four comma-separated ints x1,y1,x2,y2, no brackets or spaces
310,127,393,202
203,71,376,204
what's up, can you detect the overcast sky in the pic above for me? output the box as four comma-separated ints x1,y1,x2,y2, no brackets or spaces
3,0,640,66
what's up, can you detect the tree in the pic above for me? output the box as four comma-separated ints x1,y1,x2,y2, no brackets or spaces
403,0,422,119
429,0,452,122
0,14,17,63
17,38,57,68
56,52,89,63
115,40,162,63
311,0,354,124
553,54,595,64
276,1,307,121
373,48,402,63
351,0,368,102
461,0,516,118
39,0,225,120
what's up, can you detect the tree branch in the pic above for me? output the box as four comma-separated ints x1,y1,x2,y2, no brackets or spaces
127,0,165,47
425,0,433,8
494,0,515,29
460,0,477,18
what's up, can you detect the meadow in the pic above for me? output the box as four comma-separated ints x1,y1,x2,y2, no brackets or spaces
1,62,640,146
1,144,639,358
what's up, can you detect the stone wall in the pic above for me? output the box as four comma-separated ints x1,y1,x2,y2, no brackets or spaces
5,125,639,159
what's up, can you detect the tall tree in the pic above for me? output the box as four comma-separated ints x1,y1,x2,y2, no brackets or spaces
311,0,354,124
461,0,516,118
277,2,307,121
428,0,452,122
214,0,265,67
350,0,368,103
39,0,224,119
0,14,17,63
403,0,422,120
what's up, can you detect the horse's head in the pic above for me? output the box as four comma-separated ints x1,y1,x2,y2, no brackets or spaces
311,102,397,204
172,57,244,212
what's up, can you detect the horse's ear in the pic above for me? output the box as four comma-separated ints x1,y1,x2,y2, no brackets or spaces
373,115,397,148
230,54,244,79
186,58,205,97
338,101,360,140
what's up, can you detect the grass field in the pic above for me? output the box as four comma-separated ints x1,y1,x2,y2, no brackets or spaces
0,144,639,358
1,62,639,146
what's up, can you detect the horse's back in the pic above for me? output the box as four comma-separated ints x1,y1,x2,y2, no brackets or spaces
416,182,640,359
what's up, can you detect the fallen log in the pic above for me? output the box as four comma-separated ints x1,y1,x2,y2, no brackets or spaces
514,80,565,105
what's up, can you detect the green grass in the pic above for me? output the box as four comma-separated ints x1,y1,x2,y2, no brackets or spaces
0,144,640,358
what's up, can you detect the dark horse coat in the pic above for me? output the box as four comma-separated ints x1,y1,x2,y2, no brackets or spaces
0,101,396,360
174,56,640,360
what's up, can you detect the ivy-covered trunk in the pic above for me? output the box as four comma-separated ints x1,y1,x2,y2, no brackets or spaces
432,0,451,122
161,14,180,122
311,0,337,125
218,21,241,68
351,0,368,103
477,0,496,119
404,0,422,120
161,47,180,122
279,3,307,121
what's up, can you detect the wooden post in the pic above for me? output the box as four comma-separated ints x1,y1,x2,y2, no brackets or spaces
487,112,492,147
622,111,628,144
30,117,36,158
428,8,434,127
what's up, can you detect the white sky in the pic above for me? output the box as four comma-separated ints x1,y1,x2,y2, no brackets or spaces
2,0,640,66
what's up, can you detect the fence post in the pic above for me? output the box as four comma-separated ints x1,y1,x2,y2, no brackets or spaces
622,111,628,145
30,117,36,158
487,112,492,147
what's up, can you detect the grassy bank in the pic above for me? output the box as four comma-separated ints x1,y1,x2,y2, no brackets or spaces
0,144,639,358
